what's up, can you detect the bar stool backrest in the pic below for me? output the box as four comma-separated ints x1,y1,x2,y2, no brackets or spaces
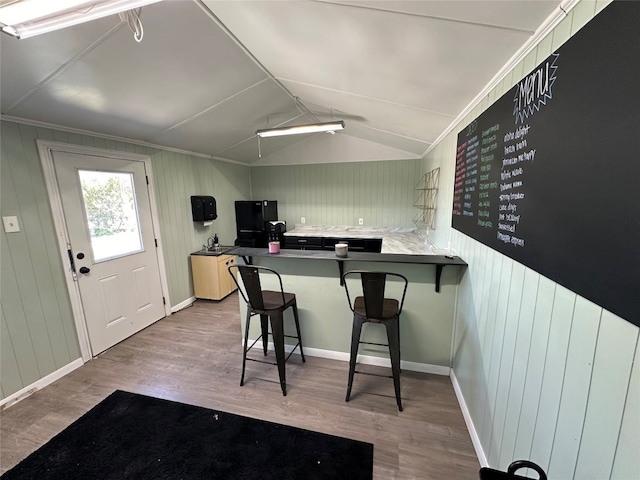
343,270,408,319
229,264,287,312
361,272,387,319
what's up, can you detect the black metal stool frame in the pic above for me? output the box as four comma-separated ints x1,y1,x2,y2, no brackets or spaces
229,264,305,396
342,270,408,411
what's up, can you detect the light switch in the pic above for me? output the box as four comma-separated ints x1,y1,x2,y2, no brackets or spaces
3,216,20,233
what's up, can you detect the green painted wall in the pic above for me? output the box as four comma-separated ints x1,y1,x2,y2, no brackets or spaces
0,120,251,399
150,149,250,302
1,123,80,398
423,1,639,478
250,159,424,229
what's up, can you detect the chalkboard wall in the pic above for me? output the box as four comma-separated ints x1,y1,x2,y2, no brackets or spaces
452,1,640,326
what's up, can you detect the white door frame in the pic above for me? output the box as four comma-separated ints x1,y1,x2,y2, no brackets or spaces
37,140,172,362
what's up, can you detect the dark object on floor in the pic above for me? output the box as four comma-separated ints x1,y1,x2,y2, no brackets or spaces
229,264,305,396
342,270,408,411
1,390,373,480
479,460,548,479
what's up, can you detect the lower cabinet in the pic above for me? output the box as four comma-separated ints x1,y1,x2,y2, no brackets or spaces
190,254,237,300
284,235,382,253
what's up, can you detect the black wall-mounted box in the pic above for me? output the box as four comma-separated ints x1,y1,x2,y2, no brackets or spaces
191,196,217,222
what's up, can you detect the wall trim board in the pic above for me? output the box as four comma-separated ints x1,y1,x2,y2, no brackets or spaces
451,369,488,467
0,358,84,409
171,296,196,313
248,339,451,376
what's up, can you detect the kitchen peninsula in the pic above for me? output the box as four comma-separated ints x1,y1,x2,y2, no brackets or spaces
228,226,467,374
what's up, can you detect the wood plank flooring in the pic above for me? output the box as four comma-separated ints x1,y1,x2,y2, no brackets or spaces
0,294,479,479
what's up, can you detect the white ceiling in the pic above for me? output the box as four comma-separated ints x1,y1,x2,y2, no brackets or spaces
0,0,564,165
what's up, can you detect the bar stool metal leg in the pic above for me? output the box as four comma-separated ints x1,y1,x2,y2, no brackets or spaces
346,315,365,402
292,300,305,362
385,319,403,411
260,314,269,355
240,308,252,387
270,311,287,396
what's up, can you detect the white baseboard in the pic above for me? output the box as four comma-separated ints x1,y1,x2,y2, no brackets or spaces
171,296,196,313
247,339,450,376
450,369,487,467
0,358,84,409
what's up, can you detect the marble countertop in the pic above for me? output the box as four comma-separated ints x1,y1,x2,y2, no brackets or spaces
284,225,449,255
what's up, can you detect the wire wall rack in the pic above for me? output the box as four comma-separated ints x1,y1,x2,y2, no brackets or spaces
413,167,439,229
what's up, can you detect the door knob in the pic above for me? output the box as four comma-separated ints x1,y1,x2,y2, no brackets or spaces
79,266,91,274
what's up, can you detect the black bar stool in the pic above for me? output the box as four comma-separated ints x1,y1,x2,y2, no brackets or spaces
228,264,305,396
479,460,547,480
342,270,408,411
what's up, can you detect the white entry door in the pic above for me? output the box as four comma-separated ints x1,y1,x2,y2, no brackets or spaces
52,150,166,355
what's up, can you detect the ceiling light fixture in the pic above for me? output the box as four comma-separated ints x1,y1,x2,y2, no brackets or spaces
0,0,162,39
256,121,345,138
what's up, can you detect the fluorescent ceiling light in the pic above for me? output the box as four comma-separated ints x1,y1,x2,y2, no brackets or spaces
256,121,345,138
0,0,162,39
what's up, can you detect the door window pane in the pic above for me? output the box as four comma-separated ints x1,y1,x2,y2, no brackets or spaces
78,170,143,262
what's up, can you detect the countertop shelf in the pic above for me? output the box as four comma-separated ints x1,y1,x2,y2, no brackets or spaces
227,246,467,292
190,246,237,257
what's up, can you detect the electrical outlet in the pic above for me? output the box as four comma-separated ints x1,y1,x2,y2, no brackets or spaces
301,217,306,224
2,216,20,233
358,218,363,225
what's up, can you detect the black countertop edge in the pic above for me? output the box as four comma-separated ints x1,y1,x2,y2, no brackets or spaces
226,246,467,266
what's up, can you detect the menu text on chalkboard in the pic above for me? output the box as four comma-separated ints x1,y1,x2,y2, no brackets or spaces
452,1,640,326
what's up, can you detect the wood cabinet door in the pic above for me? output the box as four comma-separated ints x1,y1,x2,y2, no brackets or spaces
217,255,237,297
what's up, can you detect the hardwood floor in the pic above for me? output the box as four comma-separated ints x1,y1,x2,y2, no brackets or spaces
0,294,479,479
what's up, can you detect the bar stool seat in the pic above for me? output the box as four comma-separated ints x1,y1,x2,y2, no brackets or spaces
261,291,296,310
353,296,399,319
342,270,408,411
229,264,305,396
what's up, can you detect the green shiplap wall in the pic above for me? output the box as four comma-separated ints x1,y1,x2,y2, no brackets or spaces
250,159,423,228
425,1,639,478
150,150,250,302
0,120,251,400
1,122,80,398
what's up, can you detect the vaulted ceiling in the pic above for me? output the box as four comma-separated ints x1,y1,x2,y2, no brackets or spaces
0,0,563,165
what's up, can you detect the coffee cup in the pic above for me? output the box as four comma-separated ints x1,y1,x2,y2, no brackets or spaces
335,243,348,257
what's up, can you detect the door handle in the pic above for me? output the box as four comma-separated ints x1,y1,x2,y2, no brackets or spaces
79,266,91,274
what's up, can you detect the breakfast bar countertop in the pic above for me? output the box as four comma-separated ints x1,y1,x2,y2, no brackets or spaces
283,224,449,255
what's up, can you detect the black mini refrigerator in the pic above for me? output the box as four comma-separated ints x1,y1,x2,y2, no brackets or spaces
234,200,278,247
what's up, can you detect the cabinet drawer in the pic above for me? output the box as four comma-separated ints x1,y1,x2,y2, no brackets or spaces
284,236,323,249
322,237,382,253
